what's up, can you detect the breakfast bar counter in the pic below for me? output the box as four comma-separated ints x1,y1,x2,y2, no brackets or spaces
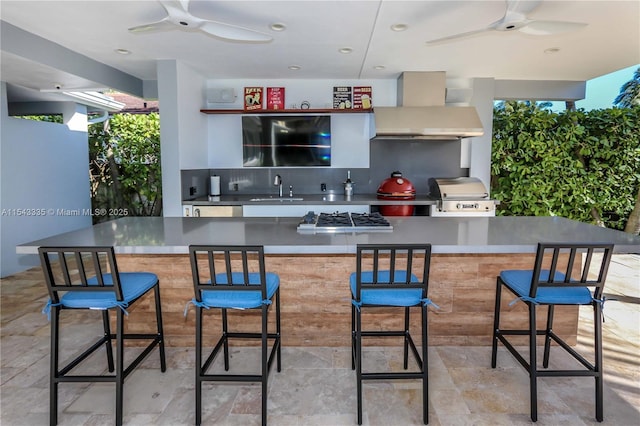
18,216,640,346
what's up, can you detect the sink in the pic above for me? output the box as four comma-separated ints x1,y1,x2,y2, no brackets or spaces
322,193,341,201
249,197,304,202
321,190,348,201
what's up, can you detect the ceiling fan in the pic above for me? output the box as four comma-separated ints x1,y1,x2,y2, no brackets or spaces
426,0,587,44
128,0,272,43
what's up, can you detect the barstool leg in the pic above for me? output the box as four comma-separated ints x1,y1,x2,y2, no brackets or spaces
50,306,60,426
276,288,282,372
528,303,538,423
404,307,410,370
543,305,555,368
222,309,230,371
491,277,502,368
154,283,166,372
422,304,429,425
351,303,356,370
195,306,203,426
356,306,363,425
594,302,604,422
115,308,125,426
262,304,269,426
102,310,114,372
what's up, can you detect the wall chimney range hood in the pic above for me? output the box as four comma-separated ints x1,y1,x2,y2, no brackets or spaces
372,71,484,140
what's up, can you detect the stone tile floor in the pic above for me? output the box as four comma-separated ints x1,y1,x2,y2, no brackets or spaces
1,255,638,425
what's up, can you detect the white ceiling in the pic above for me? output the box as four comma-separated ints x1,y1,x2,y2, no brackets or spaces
1,0,639,101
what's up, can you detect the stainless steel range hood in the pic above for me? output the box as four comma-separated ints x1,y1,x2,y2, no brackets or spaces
372,72,484,140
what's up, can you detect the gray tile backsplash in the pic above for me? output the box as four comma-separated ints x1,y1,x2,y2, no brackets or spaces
182,140,467,200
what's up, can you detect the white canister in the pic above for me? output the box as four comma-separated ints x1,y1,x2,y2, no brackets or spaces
209,175,221,196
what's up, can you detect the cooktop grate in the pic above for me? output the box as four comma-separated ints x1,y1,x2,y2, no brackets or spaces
298,211,393,233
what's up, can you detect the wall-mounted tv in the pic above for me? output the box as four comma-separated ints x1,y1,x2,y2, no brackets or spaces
242,115,331,167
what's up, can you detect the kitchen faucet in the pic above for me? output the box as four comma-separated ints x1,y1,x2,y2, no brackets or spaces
274,174,282,197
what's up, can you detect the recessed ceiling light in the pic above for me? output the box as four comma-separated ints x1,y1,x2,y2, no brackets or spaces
339,47,353,54
288,65,301,70
544,47,561,54
114,48,131,55
390,23,408,32
270,23,286,32
373,65,386,70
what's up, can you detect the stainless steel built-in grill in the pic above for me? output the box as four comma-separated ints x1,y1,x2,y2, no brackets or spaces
428,177,496,217
298,212,393,233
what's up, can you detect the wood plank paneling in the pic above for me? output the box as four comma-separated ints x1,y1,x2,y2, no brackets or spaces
116,253,579,347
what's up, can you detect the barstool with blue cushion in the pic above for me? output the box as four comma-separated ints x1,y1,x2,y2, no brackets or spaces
491,242,614,422
188,245,281,426
350,243,435,425
38,246,166,426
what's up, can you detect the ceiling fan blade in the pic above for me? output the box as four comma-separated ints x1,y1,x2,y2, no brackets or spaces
129,0,272,42
128,18,175,33
519,19,588,35
159,0,192,18
199,21,272,43
505,0,541,16
129,0,187,33
425,27,492,45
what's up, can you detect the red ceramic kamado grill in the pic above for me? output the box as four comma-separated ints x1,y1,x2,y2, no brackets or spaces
376,171,416,216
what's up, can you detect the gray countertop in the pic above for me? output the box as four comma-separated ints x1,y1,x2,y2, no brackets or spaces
184,193,438,206
17,216,640,255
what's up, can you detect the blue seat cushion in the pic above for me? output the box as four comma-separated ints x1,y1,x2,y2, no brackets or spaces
60,272,158,309
500,270,593,305
350,271,423,307
200,272,280,309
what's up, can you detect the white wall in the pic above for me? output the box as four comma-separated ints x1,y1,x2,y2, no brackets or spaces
0,82,92,277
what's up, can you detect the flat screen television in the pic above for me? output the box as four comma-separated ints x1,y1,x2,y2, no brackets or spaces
242,115,331,167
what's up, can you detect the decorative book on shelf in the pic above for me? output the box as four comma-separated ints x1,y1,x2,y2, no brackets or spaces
353,86,372,109
244,87,263,111
333,86,352,109
266,87,285,110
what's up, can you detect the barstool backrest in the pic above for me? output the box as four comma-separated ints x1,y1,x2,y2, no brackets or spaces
530,243,614,299
38,246,123,303
189,245,268,302
354,243,432,297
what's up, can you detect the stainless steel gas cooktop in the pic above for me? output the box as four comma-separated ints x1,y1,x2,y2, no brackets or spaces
297,211,393,233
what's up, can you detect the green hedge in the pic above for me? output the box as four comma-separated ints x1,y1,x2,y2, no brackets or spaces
491,102,640,230
89,113,162,223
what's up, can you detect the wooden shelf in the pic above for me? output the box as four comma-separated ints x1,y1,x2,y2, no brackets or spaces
200,108,373,114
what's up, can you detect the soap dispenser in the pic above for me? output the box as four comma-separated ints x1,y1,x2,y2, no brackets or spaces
344,170,354,199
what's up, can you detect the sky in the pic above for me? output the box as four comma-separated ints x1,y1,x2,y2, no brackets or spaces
548,64,639,111
575,64,639,110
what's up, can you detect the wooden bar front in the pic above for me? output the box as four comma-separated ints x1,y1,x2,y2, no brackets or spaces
116,253,579,347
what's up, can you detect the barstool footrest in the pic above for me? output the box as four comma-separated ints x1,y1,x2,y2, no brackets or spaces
362,372,424,380
496,330,596,372
201,374,263,382
358,330,423,370
360,330,407,337
200,333,280,378
58,337,162,380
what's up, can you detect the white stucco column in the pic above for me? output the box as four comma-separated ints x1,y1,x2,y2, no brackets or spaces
62,102,88,131
469,78,495,193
